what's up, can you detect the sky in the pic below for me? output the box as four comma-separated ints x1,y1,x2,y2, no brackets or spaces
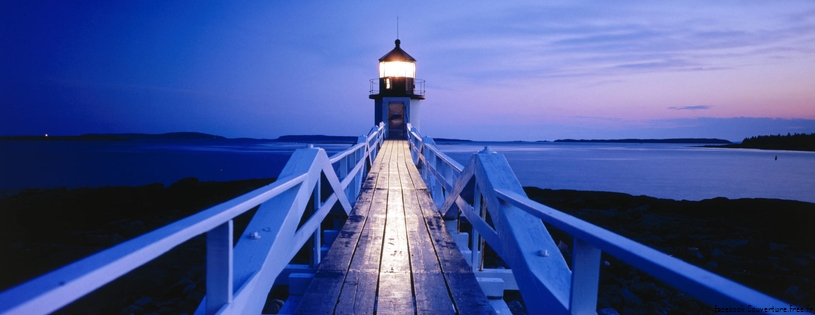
2,1,814,142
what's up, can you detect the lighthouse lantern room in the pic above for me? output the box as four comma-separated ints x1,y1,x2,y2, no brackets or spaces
370,39,425,139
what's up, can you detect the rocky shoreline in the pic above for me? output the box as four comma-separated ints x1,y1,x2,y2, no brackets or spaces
524,187,815,315
0,178,275,315
1,180,813,314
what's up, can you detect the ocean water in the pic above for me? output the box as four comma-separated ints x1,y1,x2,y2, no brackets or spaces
0,139,350,194
1,140,813,203
439,142,815,203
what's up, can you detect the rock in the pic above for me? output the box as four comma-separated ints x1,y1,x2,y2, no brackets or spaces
705,261,718,269
621,288,642,305
170,278,195,295
769,242,788,252
134,296,153,307
506,300,527,315
182,283,196,296
711,248,725,257
783,285,810,302
630,282,663,301
120,304,144,315
672,293,701,313
83,232,125,246
598,308,621,315
119,220,146,237
790,257,810,268
557,240,569,252
263,299,285,314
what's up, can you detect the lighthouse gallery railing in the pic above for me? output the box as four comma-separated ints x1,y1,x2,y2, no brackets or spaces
405,124,798,315
0,124,385,315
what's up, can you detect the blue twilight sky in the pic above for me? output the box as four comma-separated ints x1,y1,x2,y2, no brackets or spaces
2,1,814,142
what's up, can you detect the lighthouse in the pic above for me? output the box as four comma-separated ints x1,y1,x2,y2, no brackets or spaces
369,39,425,139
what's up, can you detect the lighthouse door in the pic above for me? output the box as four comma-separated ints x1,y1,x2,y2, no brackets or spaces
387,102,406,139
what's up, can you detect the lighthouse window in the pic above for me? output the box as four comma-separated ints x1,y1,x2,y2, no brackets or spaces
385,78,391,89
379,61,416,78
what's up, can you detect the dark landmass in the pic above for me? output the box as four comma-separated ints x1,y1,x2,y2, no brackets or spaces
0,178,276,314
272,135,359,144
2,182,813,314
433,138,551,145
710,132,815,152
555,138,732,144
524,187,815,315
0,132,360,144
0,132,226,141
430,138,474,143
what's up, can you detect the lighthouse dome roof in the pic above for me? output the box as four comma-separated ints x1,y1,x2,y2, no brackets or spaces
379,39,416,62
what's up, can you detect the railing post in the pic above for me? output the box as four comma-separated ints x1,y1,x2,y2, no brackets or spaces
312,173,322,268
206,220,233,315
471,184,482,271
569,238,601,314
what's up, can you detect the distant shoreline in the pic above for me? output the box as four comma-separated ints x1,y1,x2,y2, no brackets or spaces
554,138,731,144
705,133,815,152
433,138,734,144
0,132,733,145
704,143,815,152
0,132,359,144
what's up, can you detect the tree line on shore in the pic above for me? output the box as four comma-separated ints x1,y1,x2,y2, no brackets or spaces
729,132,815,151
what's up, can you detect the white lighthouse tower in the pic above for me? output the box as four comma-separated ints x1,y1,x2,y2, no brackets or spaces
369,39,425,139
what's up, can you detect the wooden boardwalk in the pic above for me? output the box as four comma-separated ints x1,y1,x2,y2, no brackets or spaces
295,140,495,314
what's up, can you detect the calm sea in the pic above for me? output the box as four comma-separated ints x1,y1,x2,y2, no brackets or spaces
439,142,815,203
0,139,349,195
1,140,813,203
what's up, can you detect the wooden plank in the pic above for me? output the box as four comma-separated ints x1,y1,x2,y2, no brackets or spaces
348,187,387,271
295,142,391,314
293,271,345,315
298,141,493,314
415,192,473,274
361,139,388,190
413,272,456,315
380,186,410,273
375,141,415,313
403,189,441,273
446,273,495,315
405,146,495,314
399,151,443,274
397,141,464,314
334,270,378,315
376,273,415,315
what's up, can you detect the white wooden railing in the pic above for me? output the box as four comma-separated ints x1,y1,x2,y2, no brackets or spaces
0,123,385,315
406,125,805,315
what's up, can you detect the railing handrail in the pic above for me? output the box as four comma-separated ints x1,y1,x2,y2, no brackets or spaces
494,189,785,310
369,78,426,96
406,128,805,315
0,123,386,315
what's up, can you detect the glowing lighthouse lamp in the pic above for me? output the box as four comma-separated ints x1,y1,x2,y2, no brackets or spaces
370,39,425,139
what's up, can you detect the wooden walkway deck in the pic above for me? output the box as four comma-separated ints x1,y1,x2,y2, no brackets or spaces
295,140,495,314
